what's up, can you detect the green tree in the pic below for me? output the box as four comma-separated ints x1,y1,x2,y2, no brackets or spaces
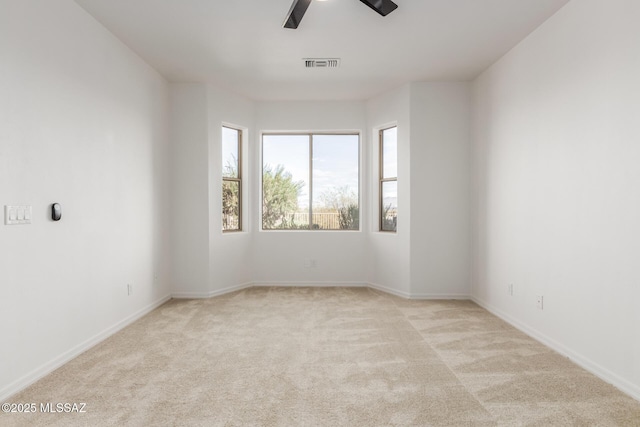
222,158,240,230
320,186,359,230
262,164,304,229
222,181,239,229
382,203,397,232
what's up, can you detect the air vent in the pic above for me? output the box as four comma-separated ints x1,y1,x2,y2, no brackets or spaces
304,58,340,68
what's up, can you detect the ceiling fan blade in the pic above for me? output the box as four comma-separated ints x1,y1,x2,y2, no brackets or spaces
359,0,398,17
283,0,313,29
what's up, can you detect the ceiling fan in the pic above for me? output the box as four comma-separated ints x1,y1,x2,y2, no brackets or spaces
283,0,398,29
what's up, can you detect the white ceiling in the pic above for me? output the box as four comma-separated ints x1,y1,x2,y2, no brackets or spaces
74,0,570,101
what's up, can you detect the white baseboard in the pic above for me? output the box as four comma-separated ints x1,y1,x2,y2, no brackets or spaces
367,282,411,299
171,281,467,301
211,281,468,301
472,296,640,402
169,291,213,299
171,282,252,299
409,292,471,300
366,283,470,300
252,281,368,288
0,294,171,403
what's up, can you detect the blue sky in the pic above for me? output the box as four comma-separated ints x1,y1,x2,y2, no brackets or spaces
222,126,239,177
263,134,359,209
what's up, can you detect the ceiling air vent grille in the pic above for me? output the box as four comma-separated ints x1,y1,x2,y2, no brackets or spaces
304,58,340,68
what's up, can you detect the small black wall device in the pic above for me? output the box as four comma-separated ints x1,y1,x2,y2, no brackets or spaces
51,203,62,221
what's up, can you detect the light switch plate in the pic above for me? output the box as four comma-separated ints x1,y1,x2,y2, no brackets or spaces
4,205,32,225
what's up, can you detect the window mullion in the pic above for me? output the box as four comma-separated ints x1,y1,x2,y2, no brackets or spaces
237,130,242,230
309,134,313,230
379,130,382,232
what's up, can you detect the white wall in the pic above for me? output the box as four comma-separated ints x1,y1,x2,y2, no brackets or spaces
207,86,255,293
472,0,640,399
252,101,370,285
170,84,255,297
171,89,472,295
169,84,210,296
365,83,472,298
169,95,394,292
410,82,471,298
366,86,412,296
0,0,171,400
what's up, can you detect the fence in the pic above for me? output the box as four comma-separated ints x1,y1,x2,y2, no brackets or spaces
235,209,389,230
291,212,340,230
223,215,239,230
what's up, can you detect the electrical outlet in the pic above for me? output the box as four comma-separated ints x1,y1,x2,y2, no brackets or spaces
536,295,543,310
127,284,133,296
508,284,513,296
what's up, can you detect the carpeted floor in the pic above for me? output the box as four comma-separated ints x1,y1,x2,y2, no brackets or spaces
2,287,640,426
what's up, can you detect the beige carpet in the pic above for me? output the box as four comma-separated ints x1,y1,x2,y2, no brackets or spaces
3,287,640,426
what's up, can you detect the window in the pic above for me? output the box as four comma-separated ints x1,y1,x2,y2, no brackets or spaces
380,126,397,232
222,126,242,232
262,133,359,231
